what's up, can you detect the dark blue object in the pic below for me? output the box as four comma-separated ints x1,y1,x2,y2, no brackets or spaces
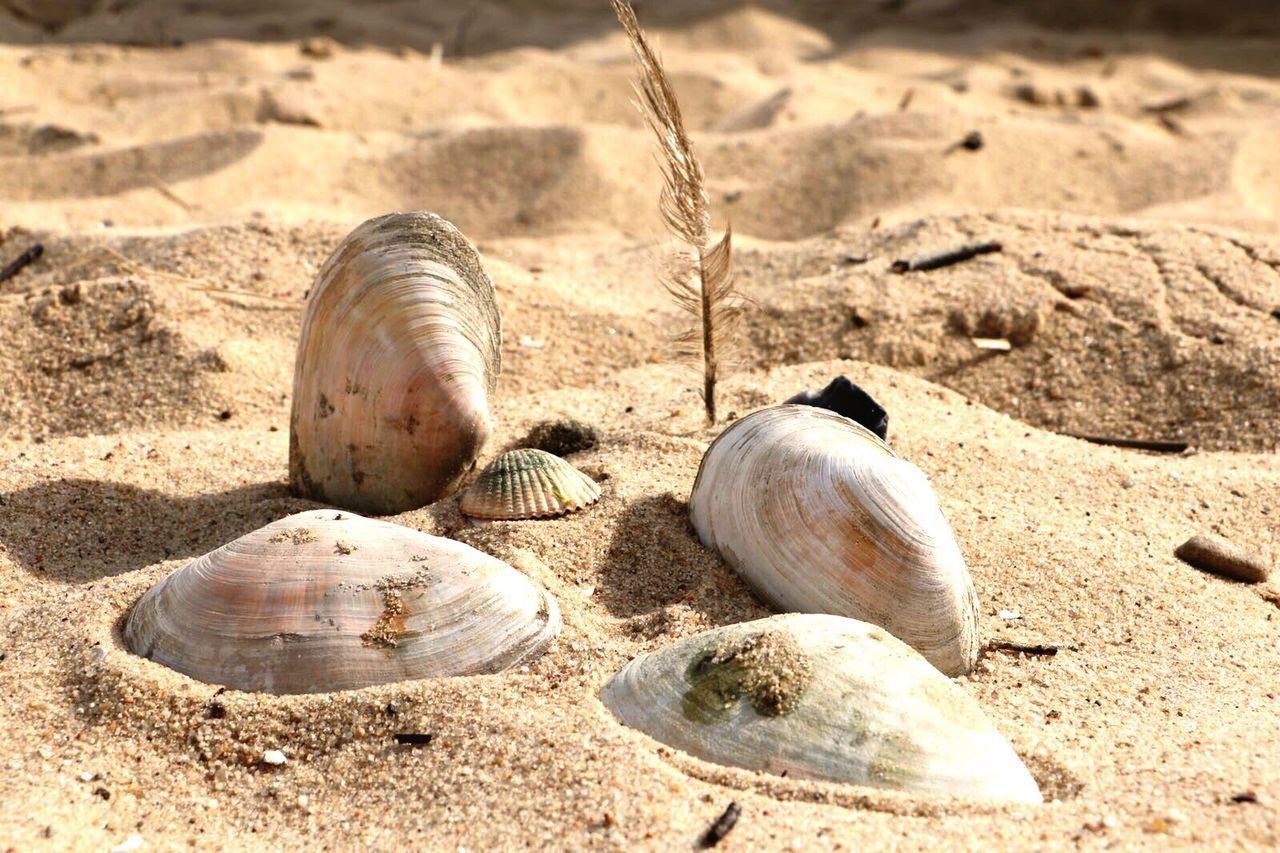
784,376,888,440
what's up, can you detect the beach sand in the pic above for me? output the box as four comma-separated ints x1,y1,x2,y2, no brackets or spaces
0,1,1277,848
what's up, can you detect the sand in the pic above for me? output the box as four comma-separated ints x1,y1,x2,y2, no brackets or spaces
1,1,1278,849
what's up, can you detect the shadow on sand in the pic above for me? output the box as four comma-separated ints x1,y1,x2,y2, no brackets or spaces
0,477,317,582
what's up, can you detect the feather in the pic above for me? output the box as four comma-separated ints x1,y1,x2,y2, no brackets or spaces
612,0,743,423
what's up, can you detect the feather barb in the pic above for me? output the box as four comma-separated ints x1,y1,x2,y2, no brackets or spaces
613,0,742,423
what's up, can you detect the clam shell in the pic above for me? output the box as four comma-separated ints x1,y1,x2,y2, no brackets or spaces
289,212,502,515
689,404,979,676
123,510,559,694
601,614,1041,804
460,449,601,520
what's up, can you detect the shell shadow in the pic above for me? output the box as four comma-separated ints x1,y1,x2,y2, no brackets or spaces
0,477,314,582
596,493,768,625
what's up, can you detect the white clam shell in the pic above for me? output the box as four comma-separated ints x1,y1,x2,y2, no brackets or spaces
689,404,979,676
289,211,501,514
601,614,1041,804
123,510,559,694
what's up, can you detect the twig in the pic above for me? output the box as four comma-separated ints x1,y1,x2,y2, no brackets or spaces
1064,433,1187,453
195,287,301,307
0,243,44,284
989,641,1061,657
891,240,1001,273
392,732,433,745
700,802,741,848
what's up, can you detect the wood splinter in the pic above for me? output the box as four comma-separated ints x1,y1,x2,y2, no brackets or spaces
891,240,1002,274
990,641,1061,657
1065,433,1188,454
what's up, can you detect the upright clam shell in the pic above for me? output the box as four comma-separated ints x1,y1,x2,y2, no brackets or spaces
460,448,601,520
289,212,501,515
123,510,559,694
689,404,979,676
601,614,1041,804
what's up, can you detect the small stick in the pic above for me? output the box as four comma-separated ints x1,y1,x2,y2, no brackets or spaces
0,243,44,284
990,641,1060,657
972,337,1011,351
392,732,433,745
1142,95,1193,114
700,802,741,848
1155,113,1187,136
897,87,915,111
1065,433,1187,453
1175,534,1270,584
891,240,1001,273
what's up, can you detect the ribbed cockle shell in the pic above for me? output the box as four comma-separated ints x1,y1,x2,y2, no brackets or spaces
689,404,979,676
460,449,601,520
601,614,1041,804
289,212,501,514
123,510,559,694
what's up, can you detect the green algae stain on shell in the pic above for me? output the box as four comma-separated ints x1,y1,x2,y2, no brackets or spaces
868,731,925,787
681,630,813,723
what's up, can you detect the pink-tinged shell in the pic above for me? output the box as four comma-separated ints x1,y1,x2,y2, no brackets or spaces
123,510,560,694
689,405,979,677
289,212,501,514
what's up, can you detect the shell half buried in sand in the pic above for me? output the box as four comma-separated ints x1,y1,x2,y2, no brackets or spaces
288,211,502,515
123,510,560,694
460,448,601,520
689,404,980,677
600,614,1042,804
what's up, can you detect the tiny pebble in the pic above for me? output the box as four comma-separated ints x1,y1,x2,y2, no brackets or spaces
999,609,1022,621
262,749,287,766
110,834,143,853
298,794,310,809
1175,534,1270,584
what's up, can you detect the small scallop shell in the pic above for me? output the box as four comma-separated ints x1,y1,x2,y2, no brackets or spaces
123,510,560,694
289,211,501,515
460,449,601,520
601,614,1042,804
689,404,979,676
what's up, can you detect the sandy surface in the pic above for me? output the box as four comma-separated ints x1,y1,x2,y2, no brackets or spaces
1,1,1278,849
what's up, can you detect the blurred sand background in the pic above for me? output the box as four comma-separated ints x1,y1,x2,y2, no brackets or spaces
0,0,1277,849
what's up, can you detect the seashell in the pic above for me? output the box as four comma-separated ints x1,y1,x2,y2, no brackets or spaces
123,509,559,694
289,211,501,515
601,614,1041,804
460,448,601,520
689,404,978,676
